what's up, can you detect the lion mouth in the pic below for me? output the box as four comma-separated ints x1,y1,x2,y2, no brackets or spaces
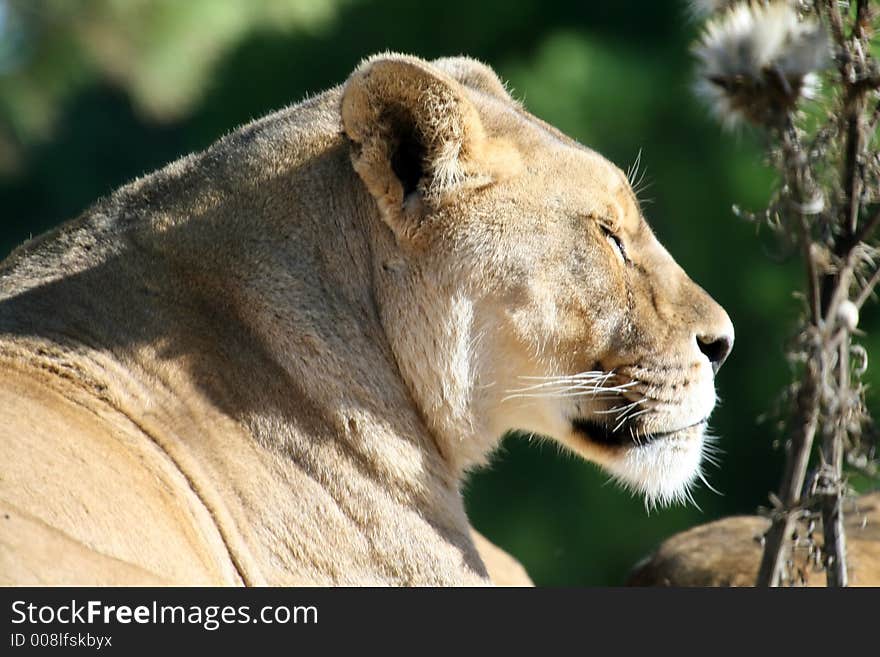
571,417,707,448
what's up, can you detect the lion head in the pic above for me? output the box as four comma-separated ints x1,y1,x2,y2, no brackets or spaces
342,54,733,507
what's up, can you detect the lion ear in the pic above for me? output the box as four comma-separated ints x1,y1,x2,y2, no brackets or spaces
341,54,507,240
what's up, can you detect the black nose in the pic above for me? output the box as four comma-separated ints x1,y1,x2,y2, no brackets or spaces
697,333,733,374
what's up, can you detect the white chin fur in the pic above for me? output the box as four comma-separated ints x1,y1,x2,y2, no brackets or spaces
602,429,705,509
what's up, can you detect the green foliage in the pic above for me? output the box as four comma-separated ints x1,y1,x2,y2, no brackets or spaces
0,0,351,171
0,0,874,584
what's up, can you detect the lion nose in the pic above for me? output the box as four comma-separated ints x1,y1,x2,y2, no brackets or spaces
696,331,733,374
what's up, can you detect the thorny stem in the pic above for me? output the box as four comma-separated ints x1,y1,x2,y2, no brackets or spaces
757,0,880,587
850,206,880,248
823,250,857,328
757,343,824,586
855,263,880,309
823,0,846,47
801,220,823,327
854,0,871,41
819,335,849,587
782,124,823,326
839,0,871,244
815,0,875,587
842,96,865,238
756,125,825,587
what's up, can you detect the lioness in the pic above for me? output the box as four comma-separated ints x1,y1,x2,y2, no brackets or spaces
0,54,733,585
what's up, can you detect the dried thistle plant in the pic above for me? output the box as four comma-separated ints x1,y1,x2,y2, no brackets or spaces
693,2,829,126
691,0,880,587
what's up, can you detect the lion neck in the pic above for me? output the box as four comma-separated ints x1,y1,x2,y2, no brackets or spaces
146,147,485,581
362,207,503,477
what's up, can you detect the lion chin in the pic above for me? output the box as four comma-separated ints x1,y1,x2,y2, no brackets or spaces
568,419,711,508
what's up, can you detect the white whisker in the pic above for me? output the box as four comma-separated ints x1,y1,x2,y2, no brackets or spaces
622,407,653,423
516,372,609,382
697,469,724,496
626,149,643,187
683,485,702,511
504,379,637,395
501,390,631,403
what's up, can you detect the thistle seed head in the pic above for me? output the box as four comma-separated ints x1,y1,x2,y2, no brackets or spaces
688,0,814,20
693,2,829,127
687,0,742,20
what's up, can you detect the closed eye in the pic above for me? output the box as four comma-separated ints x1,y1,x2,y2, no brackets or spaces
601,225,628,264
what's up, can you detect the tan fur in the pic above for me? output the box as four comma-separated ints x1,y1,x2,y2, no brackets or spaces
627,492,880,586
0,54,732,585
469,530,533,586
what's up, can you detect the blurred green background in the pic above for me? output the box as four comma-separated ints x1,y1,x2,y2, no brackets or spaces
0,0,876,585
